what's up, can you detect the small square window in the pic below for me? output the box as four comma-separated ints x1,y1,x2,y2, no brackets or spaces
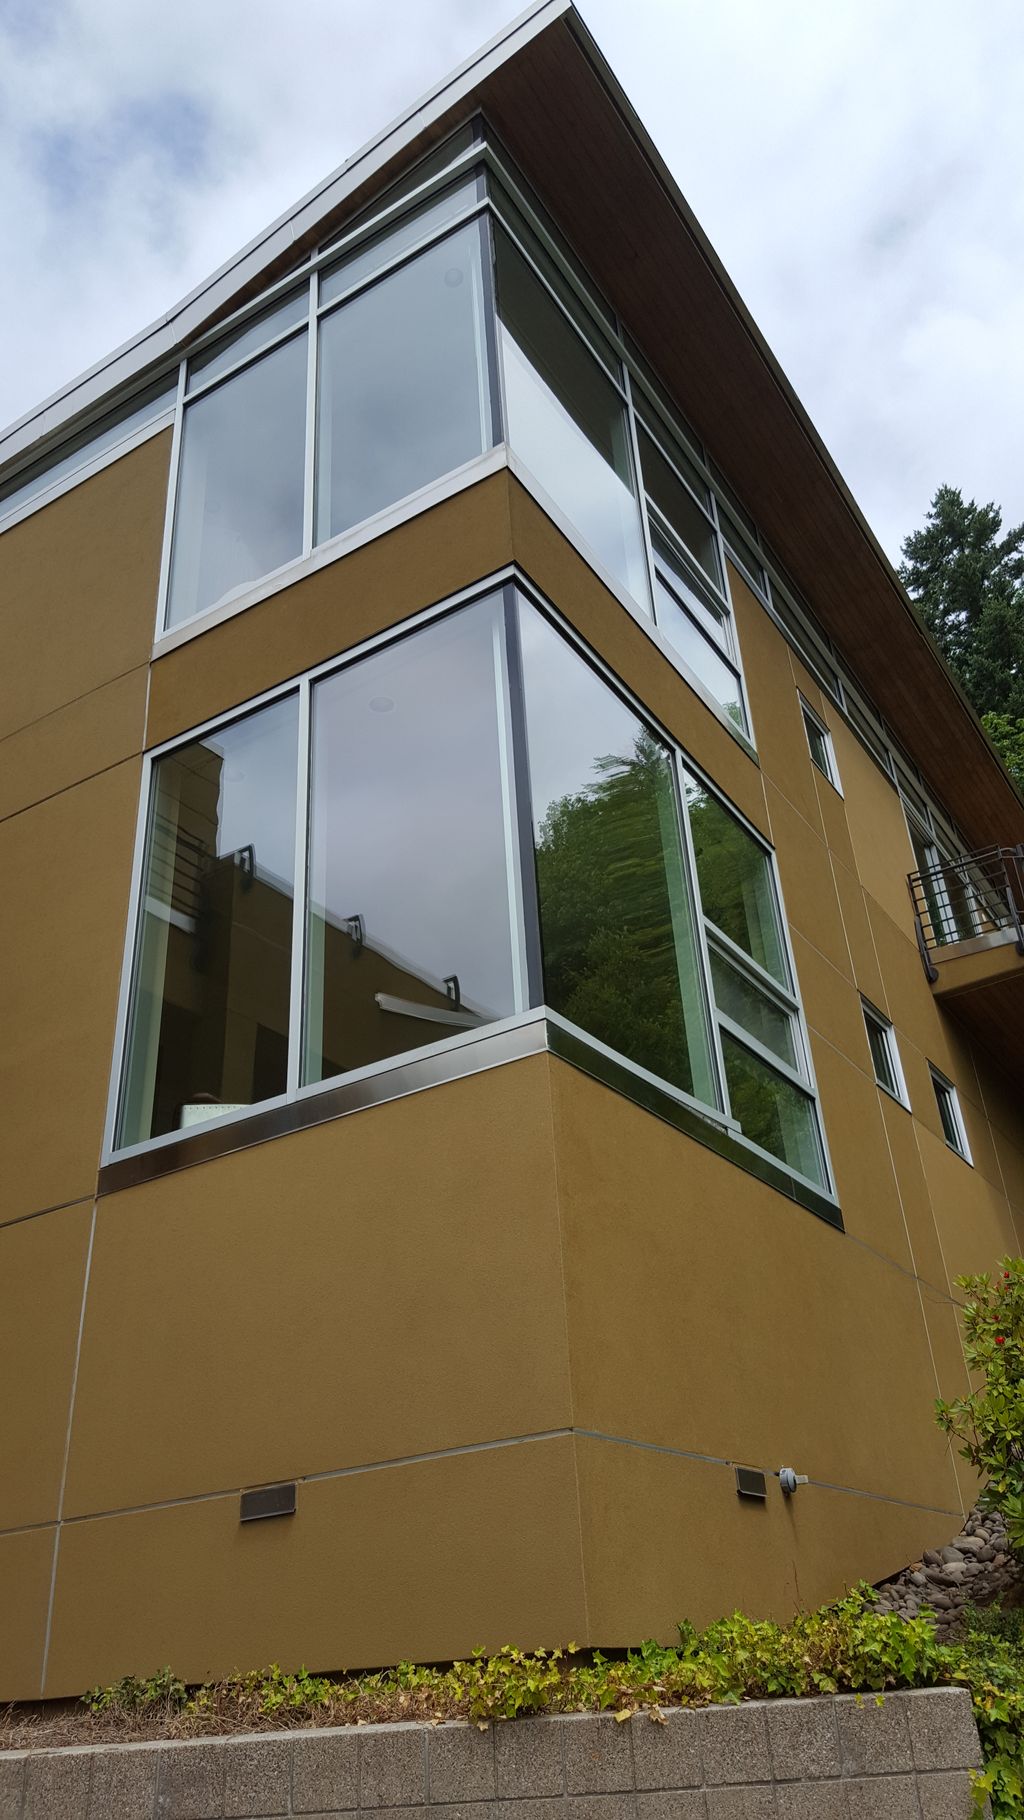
930,1067,972,1162
862,1002,908,1107
800,696,841,791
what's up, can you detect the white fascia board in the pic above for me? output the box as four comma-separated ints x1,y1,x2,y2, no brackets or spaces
0,0,571,475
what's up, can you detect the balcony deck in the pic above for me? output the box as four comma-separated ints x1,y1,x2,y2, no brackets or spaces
909,846,1024,1069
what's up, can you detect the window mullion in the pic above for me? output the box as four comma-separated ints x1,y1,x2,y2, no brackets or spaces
302,275,318,557
675,751,729,1116
154,361,188,639
286,675,313,1096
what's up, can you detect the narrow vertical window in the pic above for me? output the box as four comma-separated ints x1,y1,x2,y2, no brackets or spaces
516,602,718,1109
686,778,826,1187
303,599,519,1085
493,227,650,607
316,218,492,541
118,695,300,1146
862,1002,908,1106
930,1068,972,1162
800,696,840,790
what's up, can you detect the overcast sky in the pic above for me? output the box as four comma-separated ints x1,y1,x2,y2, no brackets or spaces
1,0,1022,562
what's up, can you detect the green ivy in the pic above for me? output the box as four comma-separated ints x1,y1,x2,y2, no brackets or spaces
80,1591,1024,1817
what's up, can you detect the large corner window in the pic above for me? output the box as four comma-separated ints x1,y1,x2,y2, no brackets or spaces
153,125,753,747
113,584,829,1202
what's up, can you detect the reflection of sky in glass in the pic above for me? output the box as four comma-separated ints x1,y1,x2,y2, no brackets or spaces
204,696,299,884
654,578,744,727
168,332,306,625
317,221,489,540
518,598,643,828
308,599,515,1016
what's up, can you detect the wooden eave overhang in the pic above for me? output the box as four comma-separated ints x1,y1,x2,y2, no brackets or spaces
2,1,1020,848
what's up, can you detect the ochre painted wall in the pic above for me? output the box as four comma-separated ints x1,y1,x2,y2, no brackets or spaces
2,440,1023,1701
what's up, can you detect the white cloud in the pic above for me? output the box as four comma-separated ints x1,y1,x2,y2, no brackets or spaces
1,0,1022,559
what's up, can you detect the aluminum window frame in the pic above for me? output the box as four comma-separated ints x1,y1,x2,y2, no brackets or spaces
105,564,834,1211
0,117,984,881
800,693,842,794
861,999,910,1109
929,1065,973,1163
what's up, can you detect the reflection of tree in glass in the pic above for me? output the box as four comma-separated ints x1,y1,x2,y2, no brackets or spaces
686,784,784,984
534,730,697,1095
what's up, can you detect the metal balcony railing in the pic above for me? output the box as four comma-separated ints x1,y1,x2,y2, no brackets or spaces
908,844,1024,979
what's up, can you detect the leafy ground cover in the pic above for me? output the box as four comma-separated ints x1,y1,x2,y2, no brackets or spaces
2,1593,1022,1816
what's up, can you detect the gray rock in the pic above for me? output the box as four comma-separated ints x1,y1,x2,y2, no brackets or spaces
940,1548,964,1565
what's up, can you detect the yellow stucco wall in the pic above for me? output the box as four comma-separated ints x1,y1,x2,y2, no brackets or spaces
1,441,1023,1700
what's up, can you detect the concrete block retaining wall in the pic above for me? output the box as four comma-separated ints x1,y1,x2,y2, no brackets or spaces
0,1687,985,1819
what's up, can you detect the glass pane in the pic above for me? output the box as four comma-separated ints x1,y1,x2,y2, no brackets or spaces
654,575,745,729
0,379,176,516
865,1016,897,1096
685,782,789,986
488,175,619,371
118,697,299,1146
934,1079,963,1151
320,178,478,306
720,511,766,595
304,600,517,1084
167,332,307,627
316,220,490,541
494,227,649,607
638,423,721,590
652,532,729,646
803,708,832,779
518,603,717,1108
188,289,308,391
721,1033,824,1185
710,951,798,1069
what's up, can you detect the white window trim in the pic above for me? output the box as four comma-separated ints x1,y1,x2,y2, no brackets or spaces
799,692,842,795
861,999,910,1109
929,1065,973,1163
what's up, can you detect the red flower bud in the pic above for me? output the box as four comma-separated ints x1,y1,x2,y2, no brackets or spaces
995,1336,1005,1345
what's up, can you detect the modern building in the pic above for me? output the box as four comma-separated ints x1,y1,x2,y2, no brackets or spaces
1,1,1022,1704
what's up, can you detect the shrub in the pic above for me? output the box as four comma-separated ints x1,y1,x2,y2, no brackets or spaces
936,1255,1024,1557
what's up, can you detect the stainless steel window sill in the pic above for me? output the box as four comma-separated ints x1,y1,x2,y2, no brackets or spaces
97,1011,843,1231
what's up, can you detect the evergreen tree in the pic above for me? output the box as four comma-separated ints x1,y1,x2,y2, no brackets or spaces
899,485,1024,785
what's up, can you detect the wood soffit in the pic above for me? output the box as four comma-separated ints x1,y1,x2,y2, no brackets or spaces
454,16,1023,849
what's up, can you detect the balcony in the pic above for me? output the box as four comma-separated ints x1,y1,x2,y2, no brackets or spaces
908,845,1024,1067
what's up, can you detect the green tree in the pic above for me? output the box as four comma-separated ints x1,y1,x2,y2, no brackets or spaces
899,486,1024,785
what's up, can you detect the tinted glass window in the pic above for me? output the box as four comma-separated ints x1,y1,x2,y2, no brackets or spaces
494,227,649,607
710,950,798,1069
167,333,307,627
654,571,744,728
865,1014,898,1096
686,783,788,985
518,603,717,1107
638,423,721,590
316,220,491,541
304,600,517,1083
721,1034,824,1185
119,696,299,1145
